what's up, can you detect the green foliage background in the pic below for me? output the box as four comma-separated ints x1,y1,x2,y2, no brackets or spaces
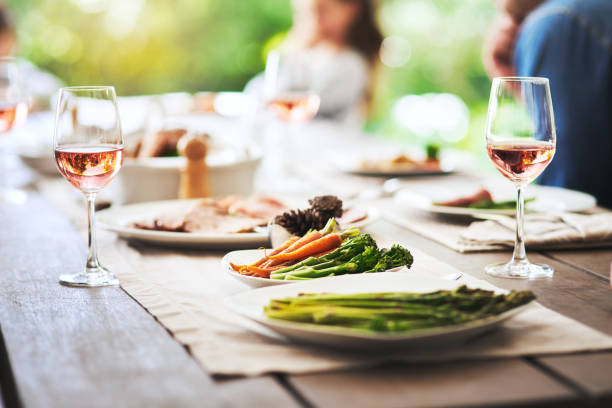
8,0,496,151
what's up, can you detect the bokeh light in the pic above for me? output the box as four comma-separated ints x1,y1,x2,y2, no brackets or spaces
392,93,469,142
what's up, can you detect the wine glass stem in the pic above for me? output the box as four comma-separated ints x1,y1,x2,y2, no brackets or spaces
282,121,296,174
512,185,527,263
85,192,100,271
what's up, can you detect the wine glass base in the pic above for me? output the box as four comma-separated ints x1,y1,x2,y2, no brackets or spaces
59,266,119,287
485,261,554,280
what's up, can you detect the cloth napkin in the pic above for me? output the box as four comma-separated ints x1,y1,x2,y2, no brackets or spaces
460,212,612,248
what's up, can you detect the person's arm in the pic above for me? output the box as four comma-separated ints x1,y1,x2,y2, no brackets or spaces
313,51,369,120
513,3,612,203
513,7,576,80
482,0,545,79
502,0,546,23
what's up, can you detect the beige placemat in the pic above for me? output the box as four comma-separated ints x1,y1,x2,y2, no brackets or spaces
97,233,612,377
380,202,612,253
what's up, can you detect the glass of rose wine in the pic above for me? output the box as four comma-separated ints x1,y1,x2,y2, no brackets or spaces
264,51,320,178
54,86,124,287
0,57,29,203
485,77,556,279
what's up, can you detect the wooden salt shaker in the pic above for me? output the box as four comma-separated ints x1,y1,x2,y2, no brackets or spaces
177,133,212,199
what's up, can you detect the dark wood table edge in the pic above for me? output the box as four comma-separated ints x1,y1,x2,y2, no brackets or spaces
0,325,23,408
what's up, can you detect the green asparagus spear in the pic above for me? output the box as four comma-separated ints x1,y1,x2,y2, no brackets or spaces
284,246,380,279
270,234,378,278
263,286,536,333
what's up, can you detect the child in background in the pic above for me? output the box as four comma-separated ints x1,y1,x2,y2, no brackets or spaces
247,0,382,123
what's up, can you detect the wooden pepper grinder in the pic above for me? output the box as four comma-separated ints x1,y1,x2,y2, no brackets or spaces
177,133,212,199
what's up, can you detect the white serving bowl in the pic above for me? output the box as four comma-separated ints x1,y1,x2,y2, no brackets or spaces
116,146,262,204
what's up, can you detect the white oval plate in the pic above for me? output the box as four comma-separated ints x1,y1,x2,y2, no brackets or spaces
224,273,533,350
222,248,407,288
98,199,270,248
335,155,454,177
394,185,597,217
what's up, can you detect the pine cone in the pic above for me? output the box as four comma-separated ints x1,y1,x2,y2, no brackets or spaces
308,195,343,218
274,208,327,236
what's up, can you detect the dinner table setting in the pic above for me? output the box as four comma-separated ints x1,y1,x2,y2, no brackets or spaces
1,72,612,408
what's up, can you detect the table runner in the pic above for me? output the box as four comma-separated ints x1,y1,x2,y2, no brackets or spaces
38,178,612,376
380,202,612,253
99,232,612,376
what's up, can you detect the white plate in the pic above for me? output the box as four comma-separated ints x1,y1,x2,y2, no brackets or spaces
224,273,532,350
222,240,405,288
394,185,597,216
222,249,294,288
334,155,454,177
98,199,270,248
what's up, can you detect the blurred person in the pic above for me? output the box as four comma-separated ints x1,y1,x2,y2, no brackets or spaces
0,6,63,110
483,0,612,208
247,0,383,123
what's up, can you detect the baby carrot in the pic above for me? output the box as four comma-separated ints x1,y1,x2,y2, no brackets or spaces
285,230,323,253
266,230,323,267
244,265,288,278
229,262,247,272
308,247,337,259
250,236,299,267
268,234,342,262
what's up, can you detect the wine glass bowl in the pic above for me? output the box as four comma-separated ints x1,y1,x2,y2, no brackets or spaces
267,93,320,123
0,57,29,203
54,86,123,287
484,77,556,279
264,51,321,123
0,57,28,131
262,51,320,190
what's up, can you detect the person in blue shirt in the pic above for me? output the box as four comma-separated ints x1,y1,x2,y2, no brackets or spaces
483,0,612,208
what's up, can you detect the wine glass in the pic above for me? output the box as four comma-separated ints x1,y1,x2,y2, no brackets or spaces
264,50,320,175
484,77,556,279
0,57,29,203
54,86,124,287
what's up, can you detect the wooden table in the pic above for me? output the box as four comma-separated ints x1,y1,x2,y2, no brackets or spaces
1,185,612,408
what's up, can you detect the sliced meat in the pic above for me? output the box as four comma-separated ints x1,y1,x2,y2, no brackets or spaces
138,129,188,158
228,195,287,219
131,194,285,234
132,212,187,232
337,207,368,226
438,188,493,207
182,204,266,233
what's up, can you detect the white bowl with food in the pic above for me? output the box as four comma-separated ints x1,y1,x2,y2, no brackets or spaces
117,126,262,203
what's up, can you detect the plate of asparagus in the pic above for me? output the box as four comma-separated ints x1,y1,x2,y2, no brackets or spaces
224,273,536,349
222,221,414,288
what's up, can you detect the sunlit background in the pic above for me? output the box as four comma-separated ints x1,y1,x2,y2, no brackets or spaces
8,0,495,153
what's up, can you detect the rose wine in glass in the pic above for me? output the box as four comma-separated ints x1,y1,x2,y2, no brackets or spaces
484,77,556,279
268,93,320,122
54,86,123,287
263,51,320,190
487,140,555,183
55,145,123,193
0,58,29,203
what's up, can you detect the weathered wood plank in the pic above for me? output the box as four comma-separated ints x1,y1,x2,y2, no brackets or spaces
289,360,578,408
537,353,612,406
0,195,299,408
0,325,22,408
543,249,611,281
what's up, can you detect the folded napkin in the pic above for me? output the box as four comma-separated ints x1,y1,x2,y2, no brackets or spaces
460,212,612,248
